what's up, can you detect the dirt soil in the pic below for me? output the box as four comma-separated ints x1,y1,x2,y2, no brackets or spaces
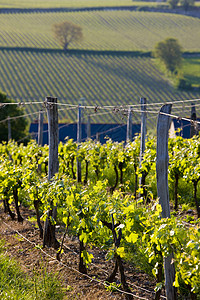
0,203,164,300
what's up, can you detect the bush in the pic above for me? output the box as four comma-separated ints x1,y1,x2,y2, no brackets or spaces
0,91,29,143
175,77,192,90
154,38,182,73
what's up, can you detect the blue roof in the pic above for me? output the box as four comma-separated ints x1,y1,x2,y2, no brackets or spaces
29,123,141,145
173,118,200,139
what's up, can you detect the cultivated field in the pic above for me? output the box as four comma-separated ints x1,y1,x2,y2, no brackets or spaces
0,49,199,126
0,3,200,127
182,57,200,87
0,11,200,51
0,0,167,9
1,2,200,299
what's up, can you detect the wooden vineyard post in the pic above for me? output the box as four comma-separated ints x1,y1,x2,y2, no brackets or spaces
87,115,91,139
96,132,100,142
126,106,132,142
43,97,59,249
8,116,11,141
156,104,177,300
190,103,198,137
38,110,44,146
77,104,82,182
139,97,147,199
36,110,44,225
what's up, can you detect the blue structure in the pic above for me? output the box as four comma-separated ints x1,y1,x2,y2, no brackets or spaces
29,123,141,145
173,118,200,139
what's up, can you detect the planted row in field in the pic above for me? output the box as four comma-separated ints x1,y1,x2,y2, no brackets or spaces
0,138,200,298
0,0,167,9
0,11,200,51
1,50,199,126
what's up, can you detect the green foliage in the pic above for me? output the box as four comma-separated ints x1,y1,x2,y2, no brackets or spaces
104,281,121,292
0,92,29,143
182,57,200,88
154,38,183,73
168,0,179,9
140,204,200,294
174,225,200,293
180,0,195,10
168,136,187,181
139,137,156,181
1,138,200,297
183,137,200,183
175,76,192,90
167,0,195,9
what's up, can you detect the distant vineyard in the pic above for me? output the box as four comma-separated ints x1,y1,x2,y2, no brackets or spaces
0,49,199,126
0,0,167,9
0,11,200,51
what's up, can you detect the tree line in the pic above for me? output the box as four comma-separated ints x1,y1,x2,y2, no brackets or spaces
168,0,195,10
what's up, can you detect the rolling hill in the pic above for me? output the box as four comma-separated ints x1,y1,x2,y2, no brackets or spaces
0,11,200,51
0,6,199,130
0,49,199,127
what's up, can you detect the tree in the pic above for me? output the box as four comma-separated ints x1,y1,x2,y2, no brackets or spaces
53,21,83,50
180,0,194,11
0,91,29,143
154,38,182,73
168,0,179,9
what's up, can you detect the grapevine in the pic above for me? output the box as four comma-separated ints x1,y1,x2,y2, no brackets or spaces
0,138,200,298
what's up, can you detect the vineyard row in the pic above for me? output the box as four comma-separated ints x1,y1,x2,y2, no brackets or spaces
0,11,200,51
0,129,200,298
1,50,199,127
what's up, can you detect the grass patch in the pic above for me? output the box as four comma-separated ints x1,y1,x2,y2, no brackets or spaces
0,239,64,300
153,56,200,90
182,57,200,88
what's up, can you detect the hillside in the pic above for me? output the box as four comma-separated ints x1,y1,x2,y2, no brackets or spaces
0,11,200,51
0,0,170,9
0,3,200,299
0,5,199,129
0,49,199,127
